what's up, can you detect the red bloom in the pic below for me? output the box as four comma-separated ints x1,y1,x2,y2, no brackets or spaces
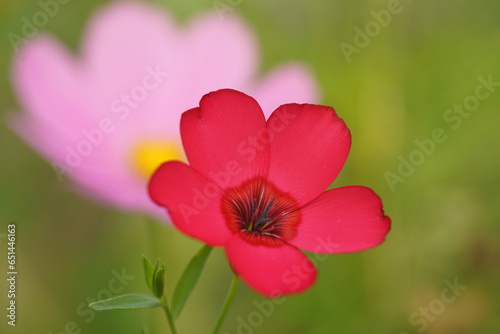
149,89,390,297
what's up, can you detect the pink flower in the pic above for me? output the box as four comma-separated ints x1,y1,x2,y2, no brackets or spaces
149,89,391,297
11,1,319,218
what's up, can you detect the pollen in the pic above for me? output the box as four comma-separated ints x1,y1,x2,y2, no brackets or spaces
132,140,184,178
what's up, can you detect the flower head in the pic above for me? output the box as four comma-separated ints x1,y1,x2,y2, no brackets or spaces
149,89,391,296
11,1,318,218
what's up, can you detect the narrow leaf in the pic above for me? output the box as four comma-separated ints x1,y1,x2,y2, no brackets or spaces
142,255,155,293
89,293,163,311
153,258,161,273
171,244,213,319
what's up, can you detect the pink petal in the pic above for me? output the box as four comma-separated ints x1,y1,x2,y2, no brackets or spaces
148,161,233,246
252,63,321,118
9,114,67,163
11,108,161,212
266,104,351,206
69,161,162,216
82,1,204,139
226,232,317,297
13,35,91,136
181,89,269,188
182,13,257,95
82,1,179,100
12,116,160,216
290,186,391,253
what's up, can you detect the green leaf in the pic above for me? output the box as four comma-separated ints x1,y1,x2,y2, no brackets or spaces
153,258,161,273
143,256,166,298
142,255,155,293
152,265,165,298
89,293,163,311
171,244,213,319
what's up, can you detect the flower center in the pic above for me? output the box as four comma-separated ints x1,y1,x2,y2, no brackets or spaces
132,140,184,178
221,178,300,241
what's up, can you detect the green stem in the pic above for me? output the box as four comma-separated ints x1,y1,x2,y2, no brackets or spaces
211,275,239,334
161,296,178,334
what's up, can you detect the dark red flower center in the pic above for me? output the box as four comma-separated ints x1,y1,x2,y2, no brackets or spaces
221,178,300,243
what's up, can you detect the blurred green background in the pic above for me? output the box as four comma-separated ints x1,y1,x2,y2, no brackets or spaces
1,0,499,333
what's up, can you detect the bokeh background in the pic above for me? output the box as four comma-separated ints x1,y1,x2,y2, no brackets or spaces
1,0,499,333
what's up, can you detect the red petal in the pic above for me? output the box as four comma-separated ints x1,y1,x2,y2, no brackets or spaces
289,186,391,253
226,232,317,297
181,89,269,188
148,161,232,246
266,104,351,206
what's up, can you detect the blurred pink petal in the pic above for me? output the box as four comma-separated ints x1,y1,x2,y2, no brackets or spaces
11,0,320,220
253,64,321,117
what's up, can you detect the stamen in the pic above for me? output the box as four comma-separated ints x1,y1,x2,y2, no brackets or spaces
251,198,258,218
255,198,276,229
221,178,300,241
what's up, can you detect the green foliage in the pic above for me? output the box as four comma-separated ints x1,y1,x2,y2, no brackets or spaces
152,262,166,299
143,256,166,298
142,255,155,293
171,244,213,319
89,294,163,311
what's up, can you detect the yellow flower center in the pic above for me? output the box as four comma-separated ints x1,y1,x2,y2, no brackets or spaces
132,140,184,178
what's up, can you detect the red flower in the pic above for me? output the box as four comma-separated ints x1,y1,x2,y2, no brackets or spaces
149,89,390,297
